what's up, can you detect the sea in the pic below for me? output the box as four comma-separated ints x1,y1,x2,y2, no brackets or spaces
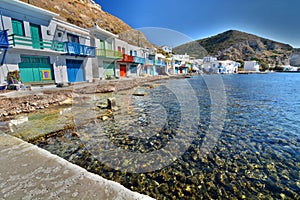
9,73,300,199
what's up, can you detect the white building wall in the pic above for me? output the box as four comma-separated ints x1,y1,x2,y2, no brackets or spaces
85,58,93,82
52,56,68,84
115,38,128,54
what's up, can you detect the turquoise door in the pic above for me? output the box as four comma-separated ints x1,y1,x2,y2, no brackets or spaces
66,59,84,82
175,68,179,74
150,67,154,76
19,56,53,82
30,24,42,49
103,62,115,78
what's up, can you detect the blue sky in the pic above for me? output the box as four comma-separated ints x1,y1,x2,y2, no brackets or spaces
97,0,300,48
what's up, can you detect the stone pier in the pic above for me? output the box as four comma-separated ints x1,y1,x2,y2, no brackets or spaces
0,133,154,200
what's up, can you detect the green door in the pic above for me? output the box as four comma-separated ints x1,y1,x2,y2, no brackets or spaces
30,24,42,49
103,62,115,78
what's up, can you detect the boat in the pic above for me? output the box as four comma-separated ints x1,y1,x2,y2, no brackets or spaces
0,84,7,90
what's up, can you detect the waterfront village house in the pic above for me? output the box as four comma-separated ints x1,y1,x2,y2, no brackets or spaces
201,56,217,73
88,25,122,80
143,48,156,76
0,0,95,84
211,60,239,74
126,44,146,77
172,54,190,74
154,53,167,75
161,45,172,54
244,61,260,72
192,59,204,71
115,38,133,78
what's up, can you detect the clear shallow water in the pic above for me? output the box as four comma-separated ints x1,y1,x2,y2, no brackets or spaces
32,73,299,199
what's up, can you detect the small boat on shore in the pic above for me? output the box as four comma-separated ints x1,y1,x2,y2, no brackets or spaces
0,84,7,91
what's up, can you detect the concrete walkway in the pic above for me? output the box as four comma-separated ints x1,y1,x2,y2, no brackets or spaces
0,133,154,200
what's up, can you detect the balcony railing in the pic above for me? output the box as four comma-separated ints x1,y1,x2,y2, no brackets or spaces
65,42,96,57
96,48,122,59
121,54,134,62
8,34,65,52
154,60,167,66
134,56,145,64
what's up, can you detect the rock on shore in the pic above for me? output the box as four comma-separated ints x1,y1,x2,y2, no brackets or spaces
0,76,170,120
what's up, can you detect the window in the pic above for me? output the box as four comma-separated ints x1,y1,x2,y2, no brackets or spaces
107,42,112,50
134,50,137,56
122,47,125,54
118,46,121,52
100,39,105,49
130,50,133,56
67,33,79,43
11,19,24,36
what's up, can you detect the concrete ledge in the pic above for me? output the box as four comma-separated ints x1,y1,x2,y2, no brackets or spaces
0,134,154,200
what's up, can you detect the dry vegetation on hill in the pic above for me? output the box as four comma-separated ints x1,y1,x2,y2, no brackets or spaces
21,0,153,48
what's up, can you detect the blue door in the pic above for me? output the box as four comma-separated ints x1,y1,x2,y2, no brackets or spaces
175,67,179,74
66,59,84,82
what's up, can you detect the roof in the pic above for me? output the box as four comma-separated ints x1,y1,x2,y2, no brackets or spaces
0,0,58,26
0,0,59,18
88,25,118,38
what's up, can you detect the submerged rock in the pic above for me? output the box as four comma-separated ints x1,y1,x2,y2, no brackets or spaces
132,88,147,96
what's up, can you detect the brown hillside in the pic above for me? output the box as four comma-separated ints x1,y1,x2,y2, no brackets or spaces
174,30,294,67
21,0,152,48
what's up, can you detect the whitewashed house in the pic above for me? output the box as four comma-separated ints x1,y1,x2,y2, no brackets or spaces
202,56,218,73
161,45,172,54
0,0,96,84
114,38,146,78
283,65,298,72
154,53,167,75
244,61,260,72
213,60,239,74
172,54,191,74
89,25,122,79
143,48,157,76
52,18,95,84
201,57,239,74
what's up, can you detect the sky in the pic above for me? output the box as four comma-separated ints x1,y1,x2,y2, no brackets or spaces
96,0,300,48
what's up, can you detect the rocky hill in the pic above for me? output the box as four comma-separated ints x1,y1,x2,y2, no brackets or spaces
21,0,152,48
174,30,295,67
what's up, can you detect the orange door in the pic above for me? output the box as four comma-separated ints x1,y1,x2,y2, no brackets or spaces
120,65,126,77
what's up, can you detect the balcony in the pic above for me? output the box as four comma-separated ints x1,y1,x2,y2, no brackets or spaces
8,34,65,52
65,42,96,57
134,56,145,64
155,60,167,67
121,54,134,62
96,48,122,59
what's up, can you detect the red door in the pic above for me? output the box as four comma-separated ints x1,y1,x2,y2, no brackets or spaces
120,65,126,77
180,69,183,74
